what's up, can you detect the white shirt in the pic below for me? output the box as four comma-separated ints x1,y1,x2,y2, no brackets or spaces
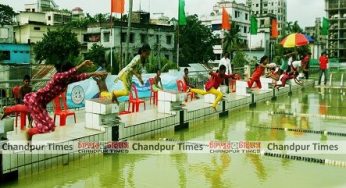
292,61,302,68
219,57,232,74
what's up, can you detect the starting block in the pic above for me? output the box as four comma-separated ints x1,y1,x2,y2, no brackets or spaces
158,91,186,114
85,98,120,131
236,80,250,96
204,86,228,104
260,77,272,91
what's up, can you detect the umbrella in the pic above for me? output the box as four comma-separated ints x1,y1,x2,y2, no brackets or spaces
280,33,309,48
304,34,314,43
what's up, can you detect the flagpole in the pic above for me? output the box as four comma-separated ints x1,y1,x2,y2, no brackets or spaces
125,0,133,66
110,11,113,73
120,13,123,69
177,24,180,68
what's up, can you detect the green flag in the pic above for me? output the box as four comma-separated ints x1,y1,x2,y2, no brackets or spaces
321,17,329,35
178,0,187,25
250,16,258,35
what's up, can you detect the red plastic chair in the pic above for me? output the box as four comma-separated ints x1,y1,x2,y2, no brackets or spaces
176,80,194,101
148,78,158,105
11,86,28,129
128,84,146,112
53,92,76,126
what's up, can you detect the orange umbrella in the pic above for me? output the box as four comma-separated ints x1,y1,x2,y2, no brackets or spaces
280,33,309,48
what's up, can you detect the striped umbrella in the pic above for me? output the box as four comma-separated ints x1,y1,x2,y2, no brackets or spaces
280,33,309,48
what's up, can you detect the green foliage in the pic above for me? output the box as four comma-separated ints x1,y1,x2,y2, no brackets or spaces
223,23,246,58
0,4,16,26
232,51,249,69
84,44,107,67
179,15,216,66
33,28,81,66
146,54,177,73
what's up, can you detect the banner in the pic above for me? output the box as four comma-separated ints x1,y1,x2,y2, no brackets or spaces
66,71,184,108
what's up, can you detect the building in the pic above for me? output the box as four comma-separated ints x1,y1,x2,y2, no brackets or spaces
84,21,175,62
72,7,85,21
246,0,287,36
24,0,59,12
201,0,251,59
0,44,31,64
325,0,346,62
305,18,327,59
0,25,14,44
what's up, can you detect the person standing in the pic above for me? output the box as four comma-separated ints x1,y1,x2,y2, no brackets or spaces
318,52,329,85
218,53,232,86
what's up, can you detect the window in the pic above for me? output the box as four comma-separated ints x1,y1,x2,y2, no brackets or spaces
103,32,110,42
264,11,267,14
33,27,40,31
166,35,172,45
256,4,259,7
235,11,240,18
278,9,281,13
32,9,35,12
256,11,259,14
264,3,268,7
121,33,126,43
130,33,134,43
48,16,51,21
271,10,274,13
243,26,247,33
156,35,160,43
140,34,147,43
0,51,10,61
260,19,265,26
245,13,248,20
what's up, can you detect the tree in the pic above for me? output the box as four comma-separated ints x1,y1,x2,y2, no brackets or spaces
84,44,107,67
33,28,81,66
222,23,245,59
0,4,16,26
179,15,216,66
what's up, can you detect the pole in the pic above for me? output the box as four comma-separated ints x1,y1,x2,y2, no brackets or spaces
120,13,123,69
125,0,133,66
177,24,180,68
110,12,113,73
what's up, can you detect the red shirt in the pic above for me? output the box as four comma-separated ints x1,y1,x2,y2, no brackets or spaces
205,72,235,91
252,66,265,79
319,55,328,70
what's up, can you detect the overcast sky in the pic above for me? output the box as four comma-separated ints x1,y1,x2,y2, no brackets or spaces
1,0,325,28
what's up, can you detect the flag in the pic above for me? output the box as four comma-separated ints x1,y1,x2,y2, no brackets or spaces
111,0,125,14
250,16,258,35
271,18,278,38
321,17,329,35
222,8,231,30
178,0,187,25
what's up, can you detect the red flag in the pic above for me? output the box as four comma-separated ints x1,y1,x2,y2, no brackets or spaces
111,0,125,13
271,18,278,38
222,8,231,30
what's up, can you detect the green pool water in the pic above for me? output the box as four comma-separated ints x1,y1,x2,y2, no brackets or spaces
3,87,346,188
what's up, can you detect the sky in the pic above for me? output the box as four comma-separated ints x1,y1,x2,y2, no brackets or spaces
1,0,326,28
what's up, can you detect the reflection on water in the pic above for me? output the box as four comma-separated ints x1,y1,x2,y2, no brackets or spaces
3,88,346,188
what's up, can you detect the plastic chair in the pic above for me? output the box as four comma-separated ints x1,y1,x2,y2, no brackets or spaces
128,84,146,112
176,80,194,101
11,86,28,129
53,92,76,126
148,78,158,105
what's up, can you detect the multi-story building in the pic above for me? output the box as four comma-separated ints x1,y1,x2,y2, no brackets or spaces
201,0,251,59
305,18,327,59
84,20,175,63
325,0,346,62
246,0,287,36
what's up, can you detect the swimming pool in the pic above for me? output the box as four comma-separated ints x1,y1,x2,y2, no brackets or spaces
3,87,346,188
